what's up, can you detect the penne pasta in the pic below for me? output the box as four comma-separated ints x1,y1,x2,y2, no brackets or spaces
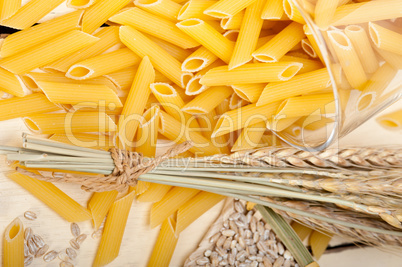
197,110,231,153
0,68,24,97
267,116,300,132
0,0,65,29
135,106,161,157
2,218,24,267
376,109,402,131
36,81,123,108
283,0,305,24
303,24,324,63
344,25,378,74
23,111,117,134
185,60,225,95
331,0,402,26
301,38,317,58
88,191,119,230
223,30,240,42
314,0,338,30
119,26,185,87
159,110,221,156
261,0,284,19
229,0,265,69
200,62,303,86
45,26,121,73
104,67,138,91
93,188,136,266
49,133,115,151
220,10,244,30
66,0,96,9
175,192,225,234
81,0,132,34
109,7,199,49
0,0,21,21
135,0,182,21
66,48,141,80
280,55,324,74
203,0,257,19
7,172,92,222
118,56,155,149
327,30,367,89
182,46,219,72
176,19,235,63
150,187,199,228
231,83,265,103
212,101,280,137
177,0,218,21
134,181,151,196
0,30,99,74
257,68,331,106
369,22,402,56
0,10,83,58
0,93,60,122
276,93,336,118
147,217,178,267
374,46,402,70
229,92,249,109
145,34,193,62
137,184,172,202
297,116,335,131
182,86,233,114
231,120,266,151
253,22,305,63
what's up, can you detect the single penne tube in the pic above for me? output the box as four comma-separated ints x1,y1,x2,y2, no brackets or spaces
231,120,266,151
145,34,193,62
23,111,117,134
301,38,317,58
0,0,20,21
229,0,265,69
212,101,280,137
66,0,96,9
177,0,218,21
182,46,219,72
150,83,199,129
104,67,138,91
66,48,141,80
159,110,221,155
45,26,121,73
135,106,160,157
220,10,244,30
0,10,83,58
0,30,99,74
314,0,338,30
110,7,199,49
148,217,178,267
231,83,265,103
257,68,331,106
296,116,335,131
261,0,284,19
134,0,182,21
3,218,24,267
0,0,65,29
7,172,92,222
280,55,324,74
229,92,249,109
88,191,119,230
134,181,151,196
223,30,240,42
344,25,378,74
118,56,155,149
327,30,367,90
376,109,402,131
303,24,324,63
49,133,114,151
93,189,136,266
200,62,303,86
369,22,402,56
0,93,60,121
119,26,185,87
0,68,25,97
252,22,305,63
150,187,199,228
185,60,225,95
175,192,225,234
37,81,123,108
283,0,305,24
276,93,336,118
203,0,256,18
182,86,233,114
267,116,300,132
176,19,235,63
373,46,402,70
331,0,402,26
137,184,172,202
81,0,132,34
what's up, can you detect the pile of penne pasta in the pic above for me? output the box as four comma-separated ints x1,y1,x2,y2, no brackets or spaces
1,0,401,265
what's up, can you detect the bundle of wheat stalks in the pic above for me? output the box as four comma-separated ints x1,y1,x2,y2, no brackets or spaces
3,135,402,251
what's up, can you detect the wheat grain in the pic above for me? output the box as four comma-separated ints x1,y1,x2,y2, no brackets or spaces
60,261,74,267
70,239,80,250
24,255,34,266
66,247,77,260
27,238,37,255
76,234,87,245
70,223,80,237
43,250,58,262
35,244,49,258
24,211,37,220
24,243,29,257
24,227,33,241
33,234,45,248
